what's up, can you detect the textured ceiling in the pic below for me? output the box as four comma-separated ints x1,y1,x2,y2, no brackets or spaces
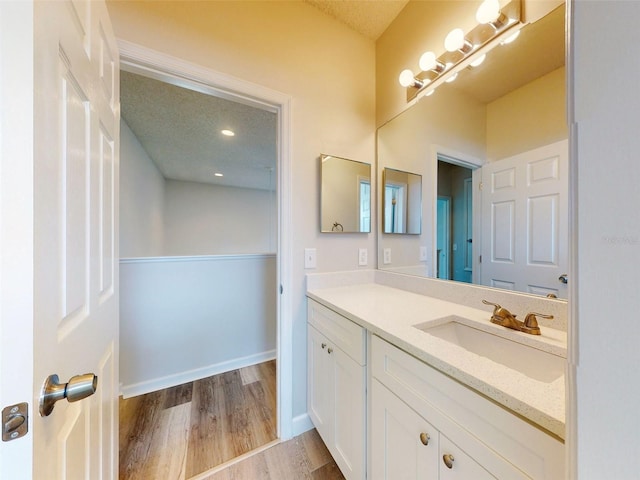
120,71,277,191
304,0,410,40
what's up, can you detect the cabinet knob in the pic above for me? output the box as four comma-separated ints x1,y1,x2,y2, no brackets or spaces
419,432,430,446
321,343,327,349
443,454,455,469
327,347,333,354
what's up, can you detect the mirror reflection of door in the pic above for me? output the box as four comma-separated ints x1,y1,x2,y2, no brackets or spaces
437,159,474,283
384,183,406,233
436,196,450,279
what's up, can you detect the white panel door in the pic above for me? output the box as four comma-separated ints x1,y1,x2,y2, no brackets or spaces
481,140,568,298
32,1,119,479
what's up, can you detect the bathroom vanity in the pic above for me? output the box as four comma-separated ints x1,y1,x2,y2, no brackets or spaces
306,271,566,480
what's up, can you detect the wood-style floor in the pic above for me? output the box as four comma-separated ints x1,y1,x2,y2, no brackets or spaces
119,360,344,480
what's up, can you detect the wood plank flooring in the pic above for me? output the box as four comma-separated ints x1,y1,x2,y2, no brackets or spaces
119,360,344,480
198,429,345,480
120,361,278,479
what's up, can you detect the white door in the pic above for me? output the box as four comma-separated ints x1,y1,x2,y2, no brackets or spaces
1,0,119,478
481,140,568,298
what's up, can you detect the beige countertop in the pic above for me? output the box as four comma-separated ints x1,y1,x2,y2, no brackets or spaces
307,282,566,440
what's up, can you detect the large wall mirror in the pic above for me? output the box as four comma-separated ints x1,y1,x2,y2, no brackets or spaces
377,3,568,299
321,154,371,233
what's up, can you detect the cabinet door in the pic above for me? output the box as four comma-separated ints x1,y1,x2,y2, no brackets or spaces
308,325,333,443
371,380,438,480
332,345,366,480
439,435,496,480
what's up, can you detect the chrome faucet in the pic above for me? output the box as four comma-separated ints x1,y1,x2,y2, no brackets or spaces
481,300,553,335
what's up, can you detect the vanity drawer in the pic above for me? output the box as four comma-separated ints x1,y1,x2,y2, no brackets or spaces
307,299,366,365
371,335,564,480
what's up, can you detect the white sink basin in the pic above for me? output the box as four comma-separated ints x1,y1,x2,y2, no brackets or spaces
415,317,565,383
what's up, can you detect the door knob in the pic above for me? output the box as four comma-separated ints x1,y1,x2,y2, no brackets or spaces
39,373,98,417
558,273,568,284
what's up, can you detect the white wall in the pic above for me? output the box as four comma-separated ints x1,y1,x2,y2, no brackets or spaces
120,119,165,257
120,254,276,397
164,179,276,255
107,0,376,429
571,2,640,478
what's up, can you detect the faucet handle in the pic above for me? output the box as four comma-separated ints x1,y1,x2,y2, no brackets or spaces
523,312,554,333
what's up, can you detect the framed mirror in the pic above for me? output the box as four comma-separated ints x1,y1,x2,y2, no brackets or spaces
383,168,422,234
321,154,371,233
377,4,568,298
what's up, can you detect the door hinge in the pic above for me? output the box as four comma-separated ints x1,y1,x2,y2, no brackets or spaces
479,182,484,191
280,284,283,294
479,255,482,263
2,402,28,442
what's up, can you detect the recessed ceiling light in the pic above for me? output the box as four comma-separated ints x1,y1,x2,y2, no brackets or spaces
214,172,224,177
221,129,235,137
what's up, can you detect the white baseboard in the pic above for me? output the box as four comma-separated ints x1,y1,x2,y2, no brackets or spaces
120,349,276,398
292,413,314,437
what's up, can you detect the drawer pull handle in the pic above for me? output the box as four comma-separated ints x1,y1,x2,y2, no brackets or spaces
443,454,455,469
327,347,333,354
321,343,327,349
419,432,430,446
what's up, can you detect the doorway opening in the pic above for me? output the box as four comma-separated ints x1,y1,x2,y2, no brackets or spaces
117,45,291,478
436,158,475,283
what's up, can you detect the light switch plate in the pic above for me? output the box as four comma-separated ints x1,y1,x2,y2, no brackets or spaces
304,248,317,269
358,248,368,266
383,248,391,265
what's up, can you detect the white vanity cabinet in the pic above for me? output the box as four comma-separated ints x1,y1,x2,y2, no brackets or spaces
371,335,564,480
372,379,495,479
307,300,366,480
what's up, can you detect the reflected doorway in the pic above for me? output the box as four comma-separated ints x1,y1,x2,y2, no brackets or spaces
436,159,474,283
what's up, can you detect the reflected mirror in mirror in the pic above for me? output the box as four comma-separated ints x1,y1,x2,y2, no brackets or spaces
321,154,371,233
383,168,422,234
377,4,568,299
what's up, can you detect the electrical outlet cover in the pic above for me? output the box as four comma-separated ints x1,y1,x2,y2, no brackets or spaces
358,248,368,266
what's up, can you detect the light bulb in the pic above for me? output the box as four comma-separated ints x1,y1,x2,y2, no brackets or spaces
419,51,437,71
444,28,465,52
501,29,520,45
399,69,416,87
469,53,487,68
445,72,458,83
476,0,501,24
221,129,235,136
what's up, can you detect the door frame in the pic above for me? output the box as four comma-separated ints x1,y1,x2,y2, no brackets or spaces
0,2,35,478
431,145,483,284
117,40,294,440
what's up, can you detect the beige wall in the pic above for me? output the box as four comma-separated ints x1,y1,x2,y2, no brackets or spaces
487,66,567,161
107,0,376,425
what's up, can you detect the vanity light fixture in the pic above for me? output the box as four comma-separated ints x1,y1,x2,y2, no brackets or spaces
399,69,425,89
221,129,235,137
398,0,522,102
501,29,520,44
469,53,487,68
476,0,509,29
419,51,446,74
444,28,474,54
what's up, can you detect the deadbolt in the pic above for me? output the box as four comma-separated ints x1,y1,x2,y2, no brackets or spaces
39,373,98,417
